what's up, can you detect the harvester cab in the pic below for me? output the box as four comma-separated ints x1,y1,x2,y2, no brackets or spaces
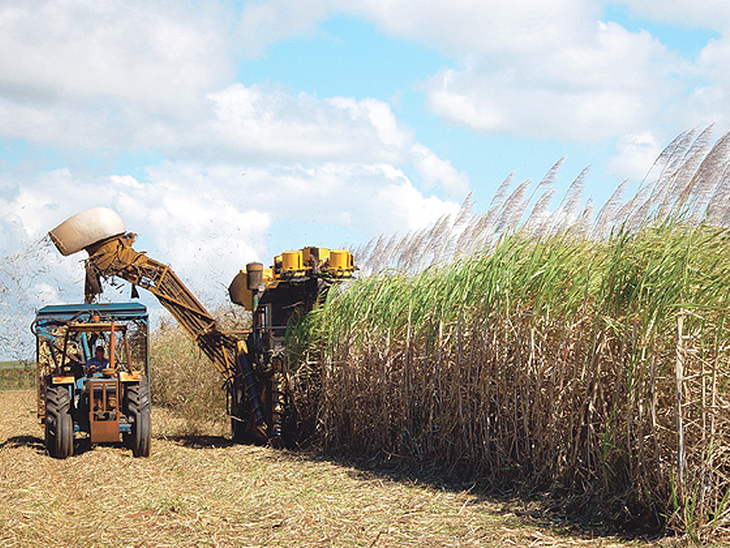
34,303,151,459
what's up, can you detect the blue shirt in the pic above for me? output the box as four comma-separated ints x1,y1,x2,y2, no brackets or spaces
86,357,109,370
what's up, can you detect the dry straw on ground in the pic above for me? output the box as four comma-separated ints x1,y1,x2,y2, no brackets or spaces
0,390,672,547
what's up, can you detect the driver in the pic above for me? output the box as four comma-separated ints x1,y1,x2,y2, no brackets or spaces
86,345,109,376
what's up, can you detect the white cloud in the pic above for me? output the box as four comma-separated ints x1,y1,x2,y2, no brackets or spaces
328,0,730,170
143,160,459,238
682,39,730,129
426,22,686,142
6,0,701,156
0,0,235,150
342,0,598,57
237,0,328,57
206,84,411,162
411,144,469,198
204,85,466,198
376,172,461,230
608,131,664,180
0,57,466,197
0,1,231,108
613,1,730,31
235,0,597,59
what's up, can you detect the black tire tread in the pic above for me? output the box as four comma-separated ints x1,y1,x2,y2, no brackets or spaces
124,379,151,457
45,385,73,459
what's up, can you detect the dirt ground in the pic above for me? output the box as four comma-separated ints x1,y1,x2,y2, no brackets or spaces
0,390,681,547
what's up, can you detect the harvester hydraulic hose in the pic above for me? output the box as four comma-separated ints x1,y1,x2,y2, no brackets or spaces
269,370,286,448
235,346,268,440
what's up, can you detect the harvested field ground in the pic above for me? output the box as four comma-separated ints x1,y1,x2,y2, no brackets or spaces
0,390,681,547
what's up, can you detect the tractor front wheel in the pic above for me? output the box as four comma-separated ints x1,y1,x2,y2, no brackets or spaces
123,379,151,457
45,385,73,459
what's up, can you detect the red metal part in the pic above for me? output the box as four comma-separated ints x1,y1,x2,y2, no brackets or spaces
89,378,120,443
110,321,116,370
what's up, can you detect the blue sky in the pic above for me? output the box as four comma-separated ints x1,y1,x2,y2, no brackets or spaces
2,0,730,356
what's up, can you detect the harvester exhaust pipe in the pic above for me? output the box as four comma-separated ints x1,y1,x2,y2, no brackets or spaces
246,262,263,289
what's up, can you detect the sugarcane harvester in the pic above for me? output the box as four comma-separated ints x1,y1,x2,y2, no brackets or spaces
48,208,355,447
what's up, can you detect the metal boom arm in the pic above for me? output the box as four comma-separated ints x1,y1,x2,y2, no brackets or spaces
84,233,268,439
86,233,237,380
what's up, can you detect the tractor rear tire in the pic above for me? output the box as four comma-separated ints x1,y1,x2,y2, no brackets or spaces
45,385,73,459
123,379,151,457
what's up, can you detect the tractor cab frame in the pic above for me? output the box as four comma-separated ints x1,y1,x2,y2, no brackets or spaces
34,302,151,458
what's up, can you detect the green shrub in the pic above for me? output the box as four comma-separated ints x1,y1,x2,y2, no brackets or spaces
149,305,249,435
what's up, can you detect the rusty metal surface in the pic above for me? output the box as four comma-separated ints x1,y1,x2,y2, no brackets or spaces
89,378,120,443
51,376,75,384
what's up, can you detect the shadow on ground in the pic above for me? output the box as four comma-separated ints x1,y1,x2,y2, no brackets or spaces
156,427,670,543
0,434,116,458
258,445,672,545
162,433,237,449
0,435,45,451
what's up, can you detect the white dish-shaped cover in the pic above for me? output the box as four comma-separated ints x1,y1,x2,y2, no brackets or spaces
48,207,125,256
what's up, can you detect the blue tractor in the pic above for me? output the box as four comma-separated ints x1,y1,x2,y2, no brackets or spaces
34,303,151,459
